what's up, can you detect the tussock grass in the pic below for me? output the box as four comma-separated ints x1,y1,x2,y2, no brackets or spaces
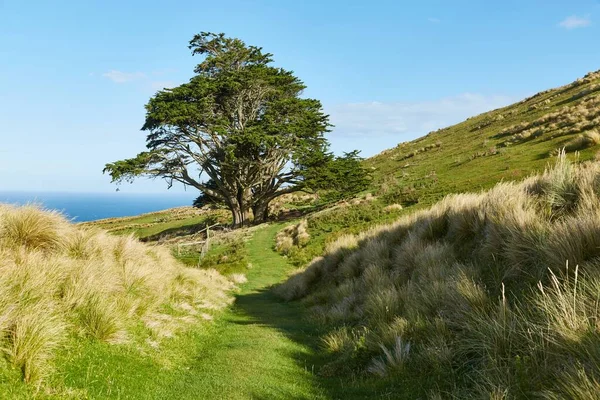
275,220,310,255
383,203,403,212
277,155,600,398
0,204,232,387
499,95,600,147
562,129,600,153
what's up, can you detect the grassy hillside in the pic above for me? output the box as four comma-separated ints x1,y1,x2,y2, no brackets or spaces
368,69,600,206
277,70,600,270
0,204,232,397
82,206,229,240
277,156,600,398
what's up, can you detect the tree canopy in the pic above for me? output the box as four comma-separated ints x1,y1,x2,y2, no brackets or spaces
104,32,366,226
304,150,371,202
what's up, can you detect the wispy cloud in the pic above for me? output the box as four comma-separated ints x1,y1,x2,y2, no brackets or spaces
428,17,441,23
102,70,146,83
328,93,513,139
558,15,591,29
326,93,514,156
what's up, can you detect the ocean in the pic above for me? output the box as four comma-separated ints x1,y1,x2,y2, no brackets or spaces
0,192,198,222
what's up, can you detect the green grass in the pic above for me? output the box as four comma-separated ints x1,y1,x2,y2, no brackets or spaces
367,73,600,205
178,235,251,276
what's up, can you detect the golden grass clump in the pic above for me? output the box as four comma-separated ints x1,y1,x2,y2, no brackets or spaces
277,154,600,398
275,220,310,255
0,204,232,385
561,129,600,153
383,203,403,213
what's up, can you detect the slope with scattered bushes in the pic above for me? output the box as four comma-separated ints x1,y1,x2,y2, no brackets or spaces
278,69,600,276
277,155,600,398
0,204,232,396
368,70,600,208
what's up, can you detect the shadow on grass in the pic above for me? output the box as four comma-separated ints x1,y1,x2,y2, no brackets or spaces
272,204,329,223
231,287,397,400
140,219,222,242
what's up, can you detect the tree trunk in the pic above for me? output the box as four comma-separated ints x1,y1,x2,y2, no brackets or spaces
252,200,270,224
230,195,253,227
230,203,244,227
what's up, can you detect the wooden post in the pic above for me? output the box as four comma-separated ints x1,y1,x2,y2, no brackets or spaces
205,225,210,253
199,225,212,264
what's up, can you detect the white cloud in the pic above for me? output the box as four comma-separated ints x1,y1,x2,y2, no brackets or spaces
325,93,514,156
558,15,591,29
102,70,146,83
428,17,441,23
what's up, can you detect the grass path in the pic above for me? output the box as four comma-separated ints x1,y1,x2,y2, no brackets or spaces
155,223,329,399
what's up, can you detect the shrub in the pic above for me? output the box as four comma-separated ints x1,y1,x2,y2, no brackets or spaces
381,186,420,207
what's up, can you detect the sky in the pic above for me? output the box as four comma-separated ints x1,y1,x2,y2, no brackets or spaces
1,0,599,193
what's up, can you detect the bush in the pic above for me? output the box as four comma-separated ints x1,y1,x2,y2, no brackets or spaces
305,150,371,203
381,186,420,206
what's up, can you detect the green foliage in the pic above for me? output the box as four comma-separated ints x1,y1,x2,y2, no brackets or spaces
284,201,405,268
192,179,223,208
102,152,158,184
304,150,370,202
194,237,250,276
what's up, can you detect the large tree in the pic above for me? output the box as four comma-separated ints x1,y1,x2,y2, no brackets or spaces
104,32,331,226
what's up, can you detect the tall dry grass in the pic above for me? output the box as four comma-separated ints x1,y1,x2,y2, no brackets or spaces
277,154,600,398
275,220,310,255
0,204,232,386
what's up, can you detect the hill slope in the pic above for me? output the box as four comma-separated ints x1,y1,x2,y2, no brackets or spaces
367,69,600,206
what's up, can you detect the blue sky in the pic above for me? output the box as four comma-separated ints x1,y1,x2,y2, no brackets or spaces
1,0,599,193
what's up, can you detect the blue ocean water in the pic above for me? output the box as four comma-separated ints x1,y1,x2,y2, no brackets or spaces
0,192,198,222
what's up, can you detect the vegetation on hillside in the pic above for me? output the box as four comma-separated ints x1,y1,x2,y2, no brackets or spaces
368,70,600,207
82,206,229,240
47,68,600,399
0,204,232,395
277,155,600,398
